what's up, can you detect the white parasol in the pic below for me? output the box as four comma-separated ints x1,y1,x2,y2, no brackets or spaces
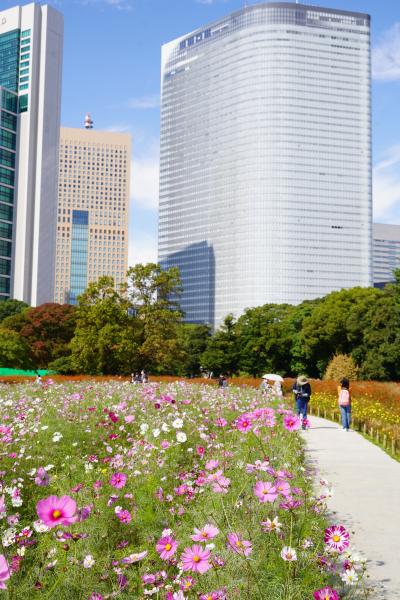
262,374,284,382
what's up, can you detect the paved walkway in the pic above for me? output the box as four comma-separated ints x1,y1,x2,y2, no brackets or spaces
302,416,400,600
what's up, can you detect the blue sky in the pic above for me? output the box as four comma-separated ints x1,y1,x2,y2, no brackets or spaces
5,0,400,265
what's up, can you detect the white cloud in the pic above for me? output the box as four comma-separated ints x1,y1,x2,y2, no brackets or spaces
127,95,160,110
128,231,157,267
76,0,132,10
372,23,400,81
196,0,229,4
131,150,159,211
373,146,400,221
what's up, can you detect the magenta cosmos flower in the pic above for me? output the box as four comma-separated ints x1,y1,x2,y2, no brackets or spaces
324,525,350,553
253,481,278,503
180,545,212,574
110,473,127,489
36,495,77,529
283,414,301,432
156,535,178,560
313,587,339,600
0,555,10,590
34,467,50,487
236,414,253,432
191,524,219,542
227,533,252,557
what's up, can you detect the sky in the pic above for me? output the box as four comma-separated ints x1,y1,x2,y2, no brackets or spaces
4,0,400,266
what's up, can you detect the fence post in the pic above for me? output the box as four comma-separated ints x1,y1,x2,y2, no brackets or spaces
383,434,387,449
363,423,367,434
317,407,320,417
370,427,373,439
323,409,327,419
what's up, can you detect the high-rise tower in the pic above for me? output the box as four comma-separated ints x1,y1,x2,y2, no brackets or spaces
54,126,130,304
158,2,372,328
0,2,63,304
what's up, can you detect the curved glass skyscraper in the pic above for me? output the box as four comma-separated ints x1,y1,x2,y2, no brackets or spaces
158,2,372,328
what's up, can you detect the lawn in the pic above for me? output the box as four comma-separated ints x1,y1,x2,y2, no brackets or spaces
0,381,369,599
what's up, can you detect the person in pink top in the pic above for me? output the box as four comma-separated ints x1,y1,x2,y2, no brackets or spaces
338,377,351,431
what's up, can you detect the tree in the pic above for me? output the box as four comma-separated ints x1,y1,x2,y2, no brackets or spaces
70,276,139,374
200,314,239,375
0,299,28,324
298,288,382,377
178,323,211,376
0,328,32,369
126,263,186,373
2,303,76,368
235,304,295,376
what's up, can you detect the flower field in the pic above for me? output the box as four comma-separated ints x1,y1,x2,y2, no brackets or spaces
0,381,370,599
302,381,400,449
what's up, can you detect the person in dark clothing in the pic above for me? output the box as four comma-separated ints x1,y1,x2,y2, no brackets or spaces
292,375,312,430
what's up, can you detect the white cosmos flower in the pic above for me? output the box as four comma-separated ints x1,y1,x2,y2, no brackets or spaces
83,554,95,568
176,432,187,443
341,568,359,585
280,546,297,561
172,418,184,429
152,428,160,438
140,423,149,435
161,423,170,432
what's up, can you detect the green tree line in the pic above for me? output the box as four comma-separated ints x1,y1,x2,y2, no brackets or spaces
1,264,400,380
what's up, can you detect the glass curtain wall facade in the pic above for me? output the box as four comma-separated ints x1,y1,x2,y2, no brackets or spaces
69,209,88,304
373,223,400,287
0,3,63,306
0,87,17,300
159,2,372,328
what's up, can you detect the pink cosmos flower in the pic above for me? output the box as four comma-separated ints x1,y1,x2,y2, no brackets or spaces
200,591,226,600
313,587,339,600
110,473,127,488
284,414,301,432
324,525,350,553
275,479,291,497
36,495,77,529
253,481,278,503
180,544,212,574
227,533,252,557
115,508,132,524
236,414,252,432
215,418,227,427
191,524,219,542
156,535,178,560
180,576,195,591
205,460,219,470
0,555,10,590
0,495,5,516
34,467,50,486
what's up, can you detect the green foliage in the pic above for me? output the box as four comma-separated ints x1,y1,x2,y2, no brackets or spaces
0,327,32,368
126,263,185,373
235,304,295,376
178,323,211,376
0,299,28,323
47,355,77,375
201,314,239,375
324,354,359,381
70,276,138,375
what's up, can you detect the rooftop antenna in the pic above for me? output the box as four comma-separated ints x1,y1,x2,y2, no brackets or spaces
84,113,93,129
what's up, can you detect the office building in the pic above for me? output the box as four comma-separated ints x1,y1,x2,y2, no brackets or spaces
0,3,63,304
158,2,372,328
54,125,130,304
373,223,400,287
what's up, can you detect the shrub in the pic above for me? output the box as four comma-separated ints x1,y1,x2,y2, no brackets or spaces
324,354,359,381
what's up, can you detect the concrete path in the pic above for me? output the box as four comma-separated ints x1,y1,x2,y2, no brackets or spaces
302,416,400,600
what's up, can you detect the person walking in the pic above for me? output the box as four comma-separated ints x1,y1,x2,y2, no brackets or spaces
338,377,351,431
292,375,311,430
